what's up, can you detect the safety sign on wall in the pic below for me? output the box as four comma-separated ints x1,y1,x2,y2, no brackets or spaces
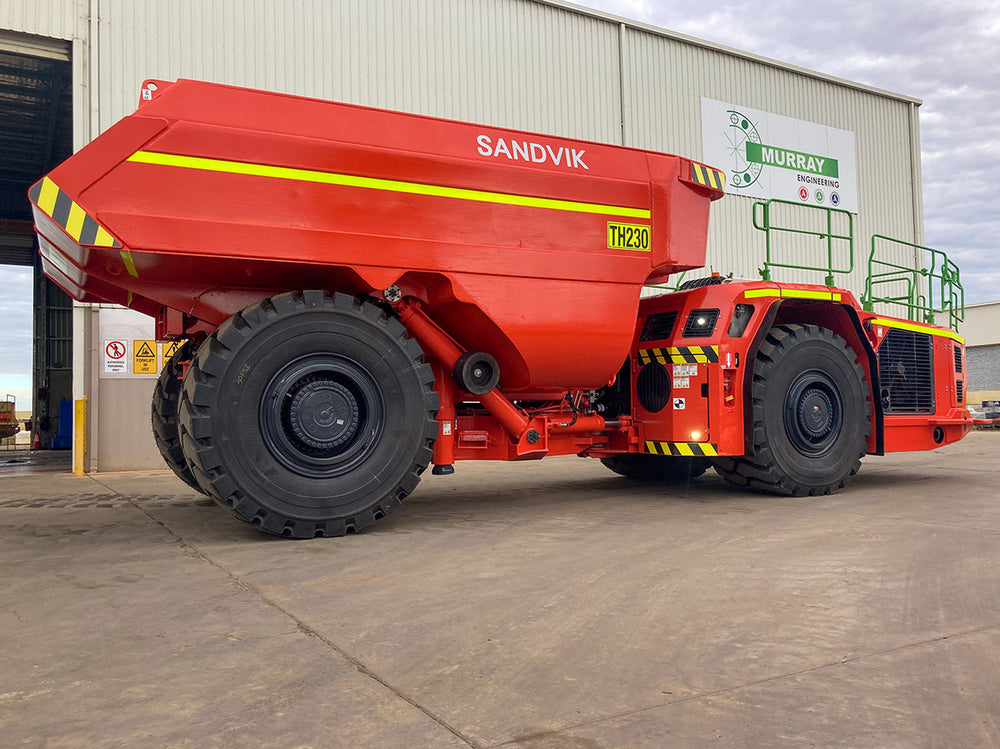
701,98,858,213
103,340,128,374
133,340,158,374
98,308,180,379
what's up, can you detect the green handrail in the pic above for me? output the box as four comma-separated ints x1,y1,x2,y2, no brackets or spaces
752,199,854,287
862,235,964,329
646,271,688,293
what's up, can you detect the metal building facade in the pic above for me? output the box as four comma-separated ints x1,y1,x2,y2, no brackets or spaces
4,0,924,289
1,0,926,469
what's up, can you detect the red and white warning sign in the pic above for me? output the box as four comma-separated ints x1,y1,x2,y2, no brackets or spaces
103,339,128,374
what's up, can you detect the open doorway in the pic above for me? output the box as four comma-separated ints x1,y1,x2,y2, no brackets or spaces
0,34,73,450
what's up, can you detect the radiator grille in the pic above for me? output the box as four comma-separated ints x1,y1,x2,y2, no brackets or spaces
878,329,934,414
639,311,678,342
954,343,963,373
636,362,671,413
956,379,964,404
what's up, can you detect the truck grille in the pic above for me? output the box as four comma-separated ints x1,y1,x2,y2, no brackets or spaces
954,343,963,373
639,311,678,342
636,362,671,413
956,379,964,404
878,329,934,414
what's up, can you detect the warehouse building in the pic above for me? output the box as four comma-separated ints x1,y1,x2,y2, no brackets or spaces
0,0,933,470
963,301,1000,407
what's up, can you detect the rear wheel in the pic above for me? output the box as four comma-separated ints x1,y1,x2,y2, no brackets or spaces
178,290,438,538
151,339,204,493
712,324,870,495
601,453,710,483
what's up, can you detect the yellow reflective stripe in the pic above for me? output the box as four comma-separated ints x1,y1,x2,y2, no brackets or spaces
120,251,138,278
782,289,836,300
65,202,86,241
128,150,652,220
700,443,719,456
745,288,780,298
675,443,695,457
38,177,59,215
645,440,658,454
745,288,843,302
871,317,964,344
95,226,117,248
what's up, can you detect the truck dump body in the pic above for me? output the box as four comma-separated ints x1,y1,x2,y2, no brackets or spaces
31,79,722,393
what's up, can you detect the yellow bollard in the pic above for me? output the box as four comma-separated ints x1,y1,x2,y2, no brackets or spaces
73,396,87,476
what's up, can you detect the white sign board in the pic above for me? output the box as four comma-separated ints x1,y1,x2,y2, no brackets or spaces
103,340,128,374
98,308,156,379
701,98,858,213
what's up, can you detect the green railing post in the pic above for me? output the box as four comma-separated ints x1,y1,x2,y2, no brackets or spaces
861,235,964,330
751,199,853,287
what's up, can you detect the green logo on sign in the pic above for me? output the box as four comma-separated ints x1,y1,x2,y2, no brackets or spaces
724,111,763,188
745,143,839,177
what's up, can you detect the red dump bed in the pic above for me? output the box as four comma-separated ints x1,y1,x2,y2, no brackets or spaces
30,79,723,393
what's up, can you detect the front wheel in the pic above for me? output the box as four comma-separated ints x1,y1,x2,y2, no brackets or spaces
712,324,871,496
178,291,438,538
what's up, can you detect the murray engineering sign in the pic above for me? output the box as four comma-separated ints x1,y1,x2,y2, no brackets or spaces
701,99,858,212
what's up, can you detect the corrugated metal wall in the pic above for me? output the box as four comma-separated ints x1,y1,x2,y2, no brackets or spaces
623,27,920,293
2,0,925,298
93,0,623,144
0,0,82,42
83,0,922,300
962,302,1000,346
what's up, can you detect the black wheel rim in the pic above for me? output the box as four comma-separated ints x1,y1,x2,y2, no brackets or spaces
259,354,385,478
783,369,844,457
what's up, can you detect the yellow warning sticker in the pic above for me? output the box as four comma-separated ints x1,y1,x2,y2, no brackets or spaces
160,340,184,369
133,339,158,375
607,222,651,252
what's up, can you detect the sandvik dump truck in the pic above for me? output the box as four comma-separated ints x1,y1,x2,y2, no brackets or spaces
30,79,971,538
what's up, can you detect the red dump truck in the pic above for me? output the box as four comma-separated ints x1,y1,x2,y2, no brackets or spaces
30,79,971,537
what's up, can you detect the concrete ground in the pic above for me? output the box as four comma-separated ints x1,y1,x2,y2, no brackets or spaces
3,432,1000,748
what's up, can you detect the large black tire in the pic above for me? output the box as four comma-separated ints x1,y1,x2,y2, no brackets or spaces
678,275,727,290
601,453,710,483
178,291,439,538
151,339,205,494
712,323,870,496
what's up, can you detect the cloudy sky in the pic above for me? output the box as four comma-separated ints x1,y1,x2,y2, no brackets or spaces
2,0,997,407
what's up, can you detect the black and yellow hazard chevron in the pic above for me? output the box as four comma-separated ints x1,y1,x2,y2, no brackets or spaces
638,346,719,365
691,163,726,191
645,440,719,457
29,177,120,248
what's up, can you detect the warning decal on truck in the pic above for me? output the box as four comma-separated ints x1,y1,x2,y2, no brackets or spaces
639,346,719,365
607,222,651,252
29,177,121,248
645,440,719,457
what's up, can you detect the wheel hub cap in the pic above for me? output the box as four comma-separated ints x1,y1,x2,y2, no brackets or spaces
259,354,385,478
797,389,834,440
288,379,360,450
783,370,844,457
